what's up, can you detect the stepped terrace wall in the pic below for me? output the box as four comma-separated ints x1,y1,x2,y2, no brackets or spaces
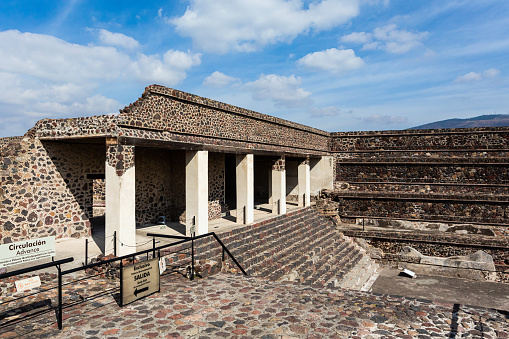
331,128,509,226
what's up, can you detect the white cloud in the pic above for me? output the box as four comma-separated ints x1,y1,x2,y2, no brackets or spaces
341,32,372,44
362,114,408,124
342,24,427,54
0,30,202,136
310,106,352,117
298,48,364,74
203,71,240,88
244,74,312,107
0,73,120,120
484,68,500,78
0,30,200,84
170,0,360,53
455,68,500,83
455,72,482,83
97,29,140,50
131,50,201,84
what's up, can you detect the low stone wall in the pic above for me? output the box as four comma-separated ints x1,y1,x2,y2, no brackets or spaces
341,229,509,267
339,198,509,224
331,128,509,151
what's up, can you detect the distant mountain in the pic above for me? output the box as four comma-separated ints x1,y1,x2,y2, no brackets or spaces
412,114,509,129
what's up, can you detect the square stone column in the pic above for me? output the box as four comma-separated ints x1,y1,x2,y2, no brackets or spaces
272,156,286,214
310,155,334,195
298,158,311,207
105,144,136,256
236,154,254,224
186,151,208,236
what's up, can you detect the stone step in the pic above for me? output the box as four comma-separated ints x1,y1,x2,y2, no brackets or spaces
249,222,337,277
262,228,341,281
356,261,379,291
241,215,332,272
306,242,358,286
228,213,320,265
195,208,315,261
337,252,378,291
302,242,359,286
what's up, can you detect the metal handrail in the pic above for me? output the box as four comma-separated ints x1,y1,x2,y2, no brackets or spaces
0,257,74,331
147,232,248,276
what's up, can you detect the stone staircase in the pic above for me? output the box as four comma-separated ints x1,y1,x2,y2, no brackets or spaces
189,207,379,291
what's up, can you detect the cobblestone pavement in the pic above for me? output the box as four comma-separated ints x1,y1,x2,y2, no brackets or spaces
1,271,509,338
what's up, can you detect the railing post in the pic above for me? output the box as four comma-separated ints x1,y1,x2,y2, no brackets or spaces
57,264,63,330
113,231,117,257
152,236,156,259
119,259,123,307
85,238,88,266
191,230,195,281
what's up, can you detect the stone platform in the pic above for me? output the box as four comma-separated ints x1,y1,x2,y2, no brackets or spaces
1,271,508,338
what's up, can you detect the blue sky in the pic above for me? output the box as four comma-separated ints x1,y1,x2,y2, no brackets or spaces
0,0,508,137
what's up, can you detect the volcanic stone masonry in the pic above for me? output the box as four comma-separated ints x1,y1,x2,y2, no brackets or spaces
331,128,509,230
2,84,509,246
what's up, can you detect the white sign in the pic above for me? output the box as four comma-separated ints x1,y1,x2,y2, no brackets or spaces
15,276,41,291
0,236,56,268
159,258,166,275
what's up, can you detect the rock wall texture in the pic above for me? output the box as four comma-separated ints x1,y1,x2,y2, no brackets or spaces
1,137,104,244
3,84,509,247
208,152,226,220
118,85,330,155
134,149,225,226
332,128,509,225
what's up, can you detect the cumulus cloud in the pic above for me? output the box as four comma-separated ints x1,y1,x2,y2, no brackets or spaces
455,68,500,83
0,30,200,84
203,71,240,88
170,0,360,53
298,48,364,74
340,31,372,44
310,106,352,117
362,114,408,124
341,24,427,54
244,74,312,107
0,30,201,136
97,29,140,50
131,50,201,84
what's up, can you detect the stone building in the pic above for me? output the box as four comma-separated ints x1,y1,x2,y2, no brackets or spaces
0,85,334,256
1,84,509,256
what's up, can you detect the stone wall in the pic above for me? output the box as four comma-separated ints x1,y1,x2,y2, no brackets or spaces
331,128,509,151
208,152,226,220
332,128,509,225
118,85,330,154
133,149,225,226
1,137,104,244
135,148,173,226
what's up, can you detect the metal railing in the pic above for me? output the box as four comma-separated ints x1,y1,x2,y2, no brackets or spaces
0,257,74,330
1,231,246,331
146,231,248,277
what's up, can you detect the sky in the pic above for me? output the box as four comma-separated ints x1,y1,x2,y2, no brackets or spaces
0,0,508,137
